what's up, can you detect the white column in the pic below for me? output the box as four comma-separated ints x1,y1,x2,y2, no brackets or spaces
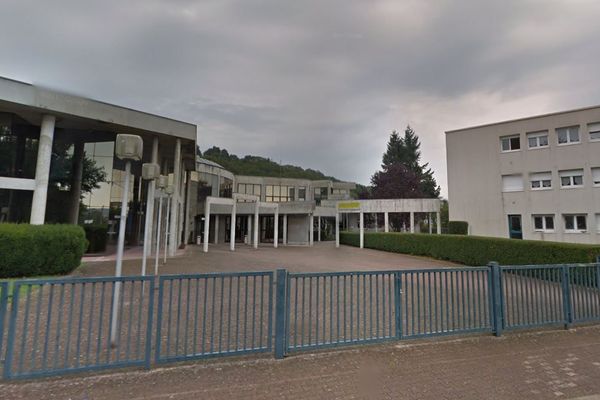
359,211,364,249
283,214,288,245
184,171,192,245
30,115,56,224
203,199,210,253
214,215,219,244
274,208,279,248
169,139,181,256
155,192,163,274
317,216,321,242
177,164,185,247
436,212,441,234
335,212,340,248
253,202,259,249
142,138,159,275
384,212,389,233
69,141,85,224
230,201,237,251
375,213,378,233
246,215,251,244
410,212,415,233
428,213,433,234
309,214,314,246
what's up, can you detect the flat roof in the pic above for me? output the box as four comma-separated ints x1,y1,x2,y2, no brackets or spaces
445,104,600,134
0,76,196,141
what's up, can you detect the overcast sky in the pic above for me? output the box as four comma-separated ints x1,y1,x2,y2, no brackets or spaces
2,0,600,197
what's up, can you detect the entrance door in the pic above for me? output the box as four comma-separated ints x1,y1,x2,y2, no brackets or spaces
507,215,522,239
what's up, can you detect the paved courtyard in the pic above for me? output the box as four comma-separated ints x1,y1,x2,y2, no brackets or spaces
76,242,459,277
3,325,600,399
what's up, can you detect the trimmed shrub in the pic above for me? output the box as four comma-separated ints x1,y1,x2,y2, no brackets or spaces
83,224,108,253
0,224,87,278
448,221,468,235
340,232,600,266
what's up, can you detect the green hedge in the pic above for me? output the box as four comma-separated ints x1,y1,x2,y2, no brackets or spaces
340,232,600,266
83,224,108,253
448,221,468,235
0,224,87,278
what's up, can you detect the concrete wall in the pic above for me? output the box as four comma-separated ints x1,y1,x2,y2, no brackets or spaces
446,105,600,244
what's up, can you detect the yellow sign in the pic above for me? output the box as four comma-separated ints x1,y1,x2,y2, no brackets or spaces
338,201,361,210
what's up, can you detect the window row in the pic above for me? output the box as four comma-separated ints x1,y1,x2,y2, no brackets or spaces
500,122,600,152
502,168,600,192
531,214,599,234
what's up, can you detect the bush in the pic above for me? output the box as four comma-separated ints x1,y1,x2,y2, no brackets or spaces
0,224,87,278
339,232,600,266
83,224,108,253
448,221,468,235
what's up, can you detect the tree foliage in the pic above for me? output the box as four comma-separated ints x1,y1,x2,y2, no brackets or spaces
201,146,338,181
371,125,440,199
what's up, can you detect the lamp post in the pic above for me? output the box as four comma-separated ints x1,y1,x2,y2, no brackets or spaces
155,175,167,276
141,163,160,277
164,185,174,264
111,134,143,347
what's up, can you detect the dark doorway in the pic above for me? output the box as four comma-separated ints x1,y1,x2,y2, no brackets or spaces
508,214,522,239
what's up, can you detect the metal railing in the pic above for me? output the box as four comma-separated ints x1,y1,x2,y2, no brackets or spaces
155,272,273,363
0,261,599,379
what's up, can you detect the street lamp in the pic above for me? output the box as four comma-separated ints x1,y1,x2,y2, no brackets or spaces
111,134,143,347
155,175,167,276
141,163,160,277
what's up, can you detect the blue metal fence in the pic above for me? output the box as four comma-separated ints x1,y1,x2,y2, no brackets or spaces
3,276,154,379
155,272,273,363
1,262,600,380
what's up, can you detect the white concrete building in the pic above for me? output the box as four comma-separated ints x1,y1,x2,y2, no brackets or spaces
0,77,197,255
446,105,600,244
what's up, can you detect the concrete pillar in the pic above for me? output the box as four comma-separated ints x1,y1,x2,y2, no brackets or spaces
384,212,389,233
317,216,321,242
335,212,340,248
283,214,288,245
203,199,210,253
169,139,181,256
214,215,219,244
374,213,378,233
177,163,185,246
274,208,279,248
309,214,314,246
246,215,252,245
30,115,56,224
253,202,259,249
410,212,415,233
184,171,192,244
230,201,237,251
68,140,85,224
436,212,441,234
359,211,364,249
428,213,433,234
148,137,159,251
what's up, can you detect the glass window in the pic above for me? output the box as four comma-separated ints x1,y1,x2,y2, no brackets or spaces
298,187,306,201
0,114,40,179
564,214,587,232
559,169,584,188
530,172,552,190
592,168,600,186
533,215,554,232
589,123,600,141
527,131,549,149
500,135,520,152
556,126,580,145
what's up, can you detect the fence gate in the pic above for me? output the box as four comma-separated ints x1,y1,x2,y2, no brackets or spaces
155,272,274,363
3,276,154,379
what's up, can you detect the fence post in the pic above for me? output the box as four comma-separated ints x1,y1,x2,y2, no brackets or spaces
274,269,288,359
4,282,21,379
488,262,503,337
394,272,403,339
0,282,8,367
596,256,600,293
144,278,155,369
561,265,573,330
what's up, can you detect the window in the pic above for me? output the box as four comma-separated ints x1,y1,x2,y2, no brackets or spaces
502,174,523,192
530,172,552,190
533,215,554,232
265,185,292,202
237,183,261,197
592,168,600,187
527,131,549,149
298,187,306,201
564,214,587,232
500,135,520,152
588,123,600,141
556,126,580,145
559,169,584,188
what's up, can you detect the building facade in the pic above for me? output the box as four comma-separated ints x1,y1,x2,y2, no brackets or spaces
446,105,600,244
